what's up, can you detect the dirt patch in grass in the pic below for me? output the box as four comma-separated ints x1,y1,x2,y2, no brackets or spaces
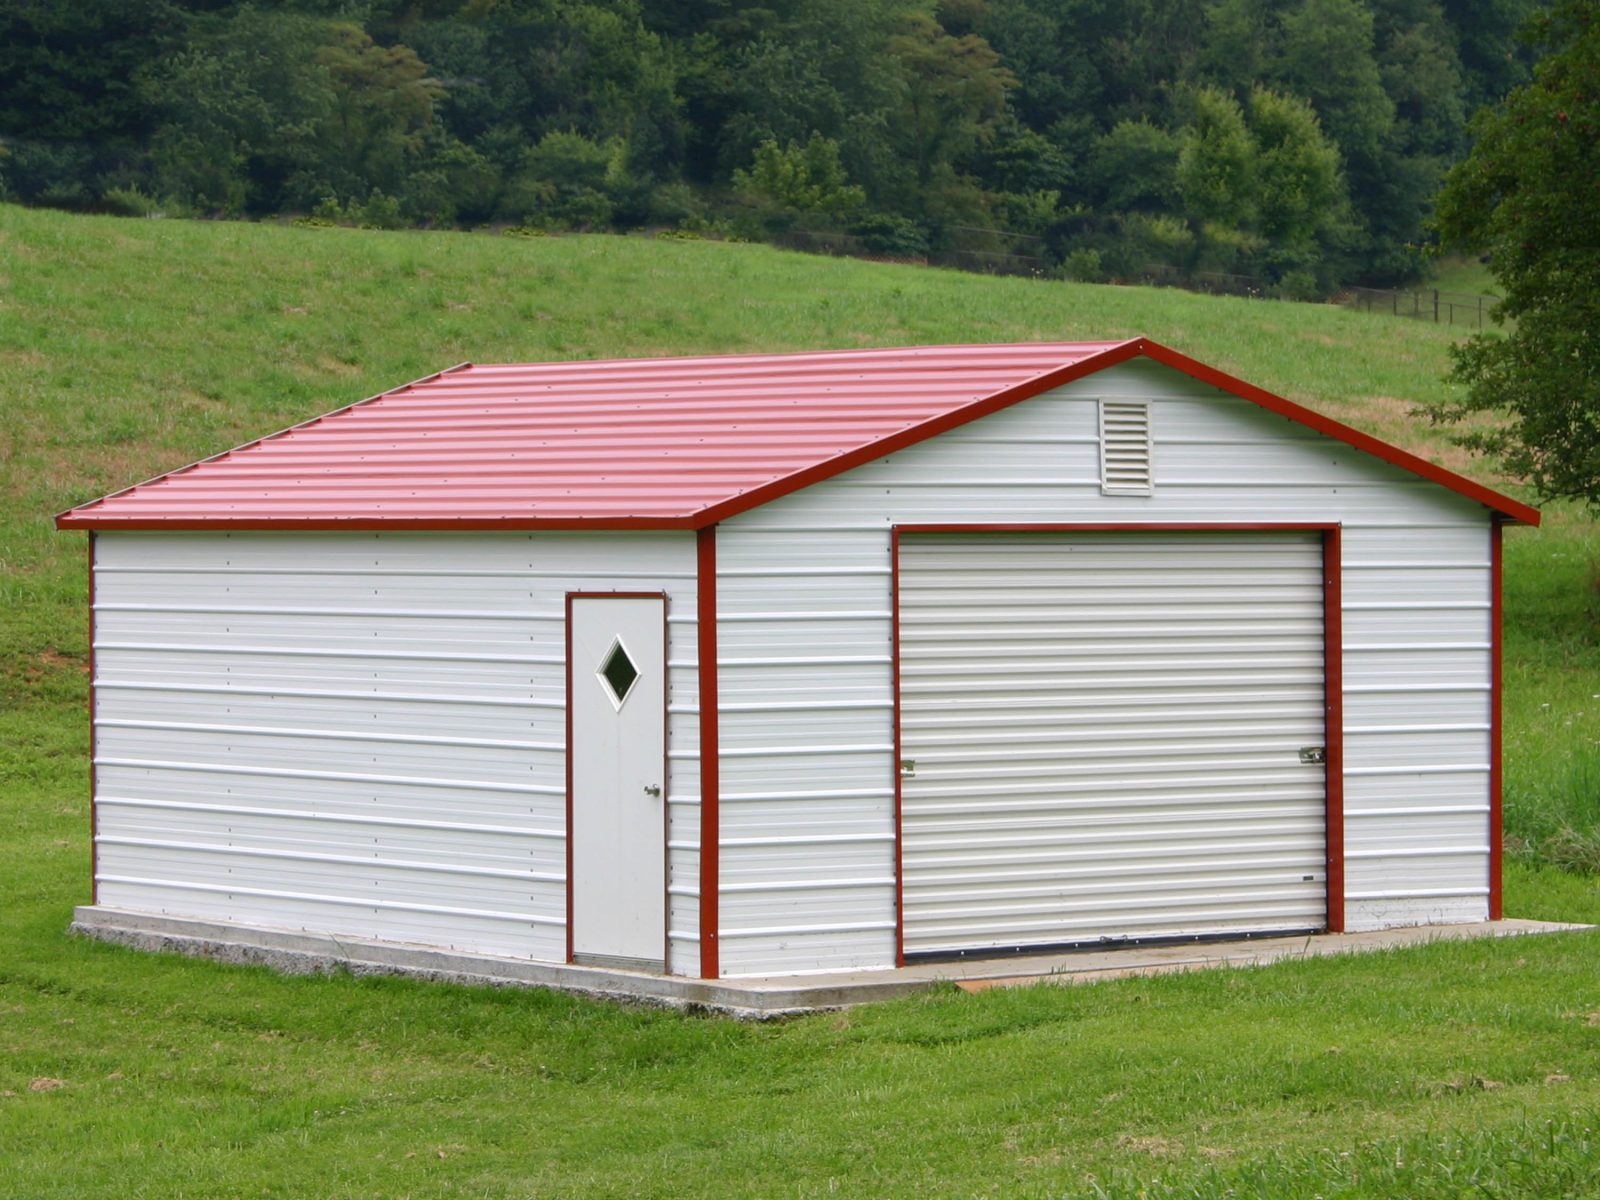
1118,1133,1185,1159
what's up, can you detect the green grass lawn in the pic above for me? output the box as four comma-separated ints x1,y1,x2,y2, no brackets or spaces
1426,254,1501,299
3,204,1599,1197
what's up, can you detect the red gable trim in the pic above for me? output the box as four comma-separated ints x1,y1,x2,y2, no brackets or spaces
1132,340,1540,527
692,337,1537,528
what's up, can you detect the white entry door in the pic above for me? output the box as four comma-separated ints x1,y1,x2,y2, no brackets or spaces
569,595,666,970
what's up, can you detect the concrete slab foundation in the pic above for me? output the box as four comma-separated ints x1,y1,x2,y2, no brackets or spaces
70,906,1591,1019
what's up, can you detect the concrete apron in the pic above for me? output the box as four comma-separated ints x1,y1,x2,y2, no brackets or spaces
70,906,1590,1020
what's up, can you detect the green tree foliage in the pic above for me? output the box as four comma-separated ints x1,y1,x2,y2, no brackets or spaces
1248,87,1345,248
0,0,190,205
886,10,1015,189
1177,86,1256,227
141,7,338,214
0,0,1559,293
315,25,442,199
1087,120,1180,213
733,134,865,218
1428,0,1600,504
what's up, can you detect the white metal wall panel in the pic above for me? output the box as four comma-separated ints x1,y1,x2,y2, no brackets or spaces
715,358,1493,974
92,531,701,974
897,531,1327,955
712,530,898,975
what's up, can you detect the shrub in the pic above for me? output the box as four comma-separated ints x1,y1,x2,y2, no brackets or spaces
849,212,928,257
1271,268,1321,302
1060,247,1105,283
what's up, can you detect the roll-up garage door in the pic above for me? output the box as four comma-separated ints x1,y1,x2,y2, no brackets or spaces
897,531,1329,958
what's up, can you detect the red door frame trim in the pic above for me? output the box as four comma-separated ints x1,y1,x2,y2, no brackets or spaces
87,532,99,907
1322,528,1345,932
1489,520,1504,920
563,590,670,967
696,526,720,979
889,522,1346,960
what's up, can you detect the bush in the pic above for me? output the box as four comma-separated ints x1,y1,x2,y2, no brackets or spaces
1120,212,1196,275
310,190,406,230
100,186,164,217
733,134,865,218
1060,247,1105,283
849,212,928,258
643,181,702,228
1271,268,1321,302
513,131,625,230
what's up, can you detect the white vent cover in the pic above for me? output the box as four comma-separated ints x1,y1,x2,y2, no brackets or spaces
1099,399,1152,494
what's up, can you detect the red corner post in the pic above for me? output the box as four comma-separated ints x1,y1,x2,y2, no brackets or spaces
1322,527,1345,934
696,526,720,978
87,532,99,906
1489,520,1504,920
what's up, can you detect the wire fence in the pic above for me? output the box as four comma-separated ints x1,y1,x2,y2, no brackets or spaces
774,228,1499,325
1340,286,1499,329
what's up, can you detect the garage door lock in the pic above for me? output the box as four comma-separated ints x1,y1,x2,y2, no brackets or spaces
1298,746,1327,765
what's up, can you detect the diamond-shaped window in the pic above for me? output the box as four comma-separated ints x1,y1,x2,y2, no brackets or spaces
598,638,640,707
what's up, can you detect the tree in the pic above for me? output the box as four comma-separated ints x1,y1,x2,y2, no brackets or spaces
886,11,1014,188
1248,87,1345,248
1088,119,1180,213
315,24,443,200
1428,0,1600,504
142,8,336,213
0,0,189,204
1176,85,1255,228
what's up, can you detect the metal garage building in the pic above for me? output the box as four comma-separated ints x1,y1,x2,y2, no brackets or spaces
57,339,1540,981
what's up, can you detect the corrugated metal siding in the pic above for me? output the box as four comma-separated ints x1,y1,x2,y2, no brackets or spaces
91,530,701,974
715,358,1492,975
897,531,1326,955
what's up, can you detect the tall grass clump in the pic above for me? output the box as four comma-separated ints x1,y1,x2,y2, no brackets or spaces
1502,512,1600,877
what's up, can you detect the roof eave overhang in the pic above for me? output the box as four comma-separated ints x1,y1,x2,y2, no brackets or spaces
53,514,705,532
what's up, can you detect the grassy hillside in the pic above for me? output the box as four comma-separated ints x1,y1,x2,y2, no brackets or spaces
3,204,1599,1197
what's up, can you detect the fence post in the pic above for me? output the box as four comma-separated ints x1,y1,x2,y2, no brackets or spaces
1434,289,1440,323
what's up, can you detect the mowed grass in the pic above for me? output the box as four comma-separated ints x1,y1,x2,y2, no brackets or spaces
3,203,1600,1197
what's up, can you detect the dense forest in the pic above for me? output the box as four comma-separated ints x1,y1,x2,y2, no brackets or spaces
0,0,1540,291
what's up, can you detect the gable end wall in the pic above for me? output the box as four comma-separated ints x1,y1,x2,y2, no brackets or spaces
715,358,1494,977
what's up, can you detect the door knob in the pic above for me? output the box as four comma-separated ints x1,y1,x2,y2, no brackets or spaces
643,784,662,798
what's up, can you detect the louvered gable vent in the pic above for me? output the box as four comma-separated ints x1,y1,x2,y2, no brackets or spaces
1099,399,1152,494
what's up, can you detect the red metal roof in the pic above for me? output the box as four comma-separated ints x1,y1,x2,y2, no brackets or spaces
55,338,1539,529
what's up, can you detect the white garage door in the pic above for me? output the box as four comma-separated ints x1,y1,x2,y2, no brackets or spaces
898,531,1329,958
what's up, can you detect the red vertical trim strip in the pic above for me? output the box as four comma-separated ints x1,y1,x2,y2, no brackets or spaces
696,526,720,979
564,593,575,963
661,594,671,969
1323,527,1345,934
1489,520,1504,921
890,527,906,967
87,532,98,907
